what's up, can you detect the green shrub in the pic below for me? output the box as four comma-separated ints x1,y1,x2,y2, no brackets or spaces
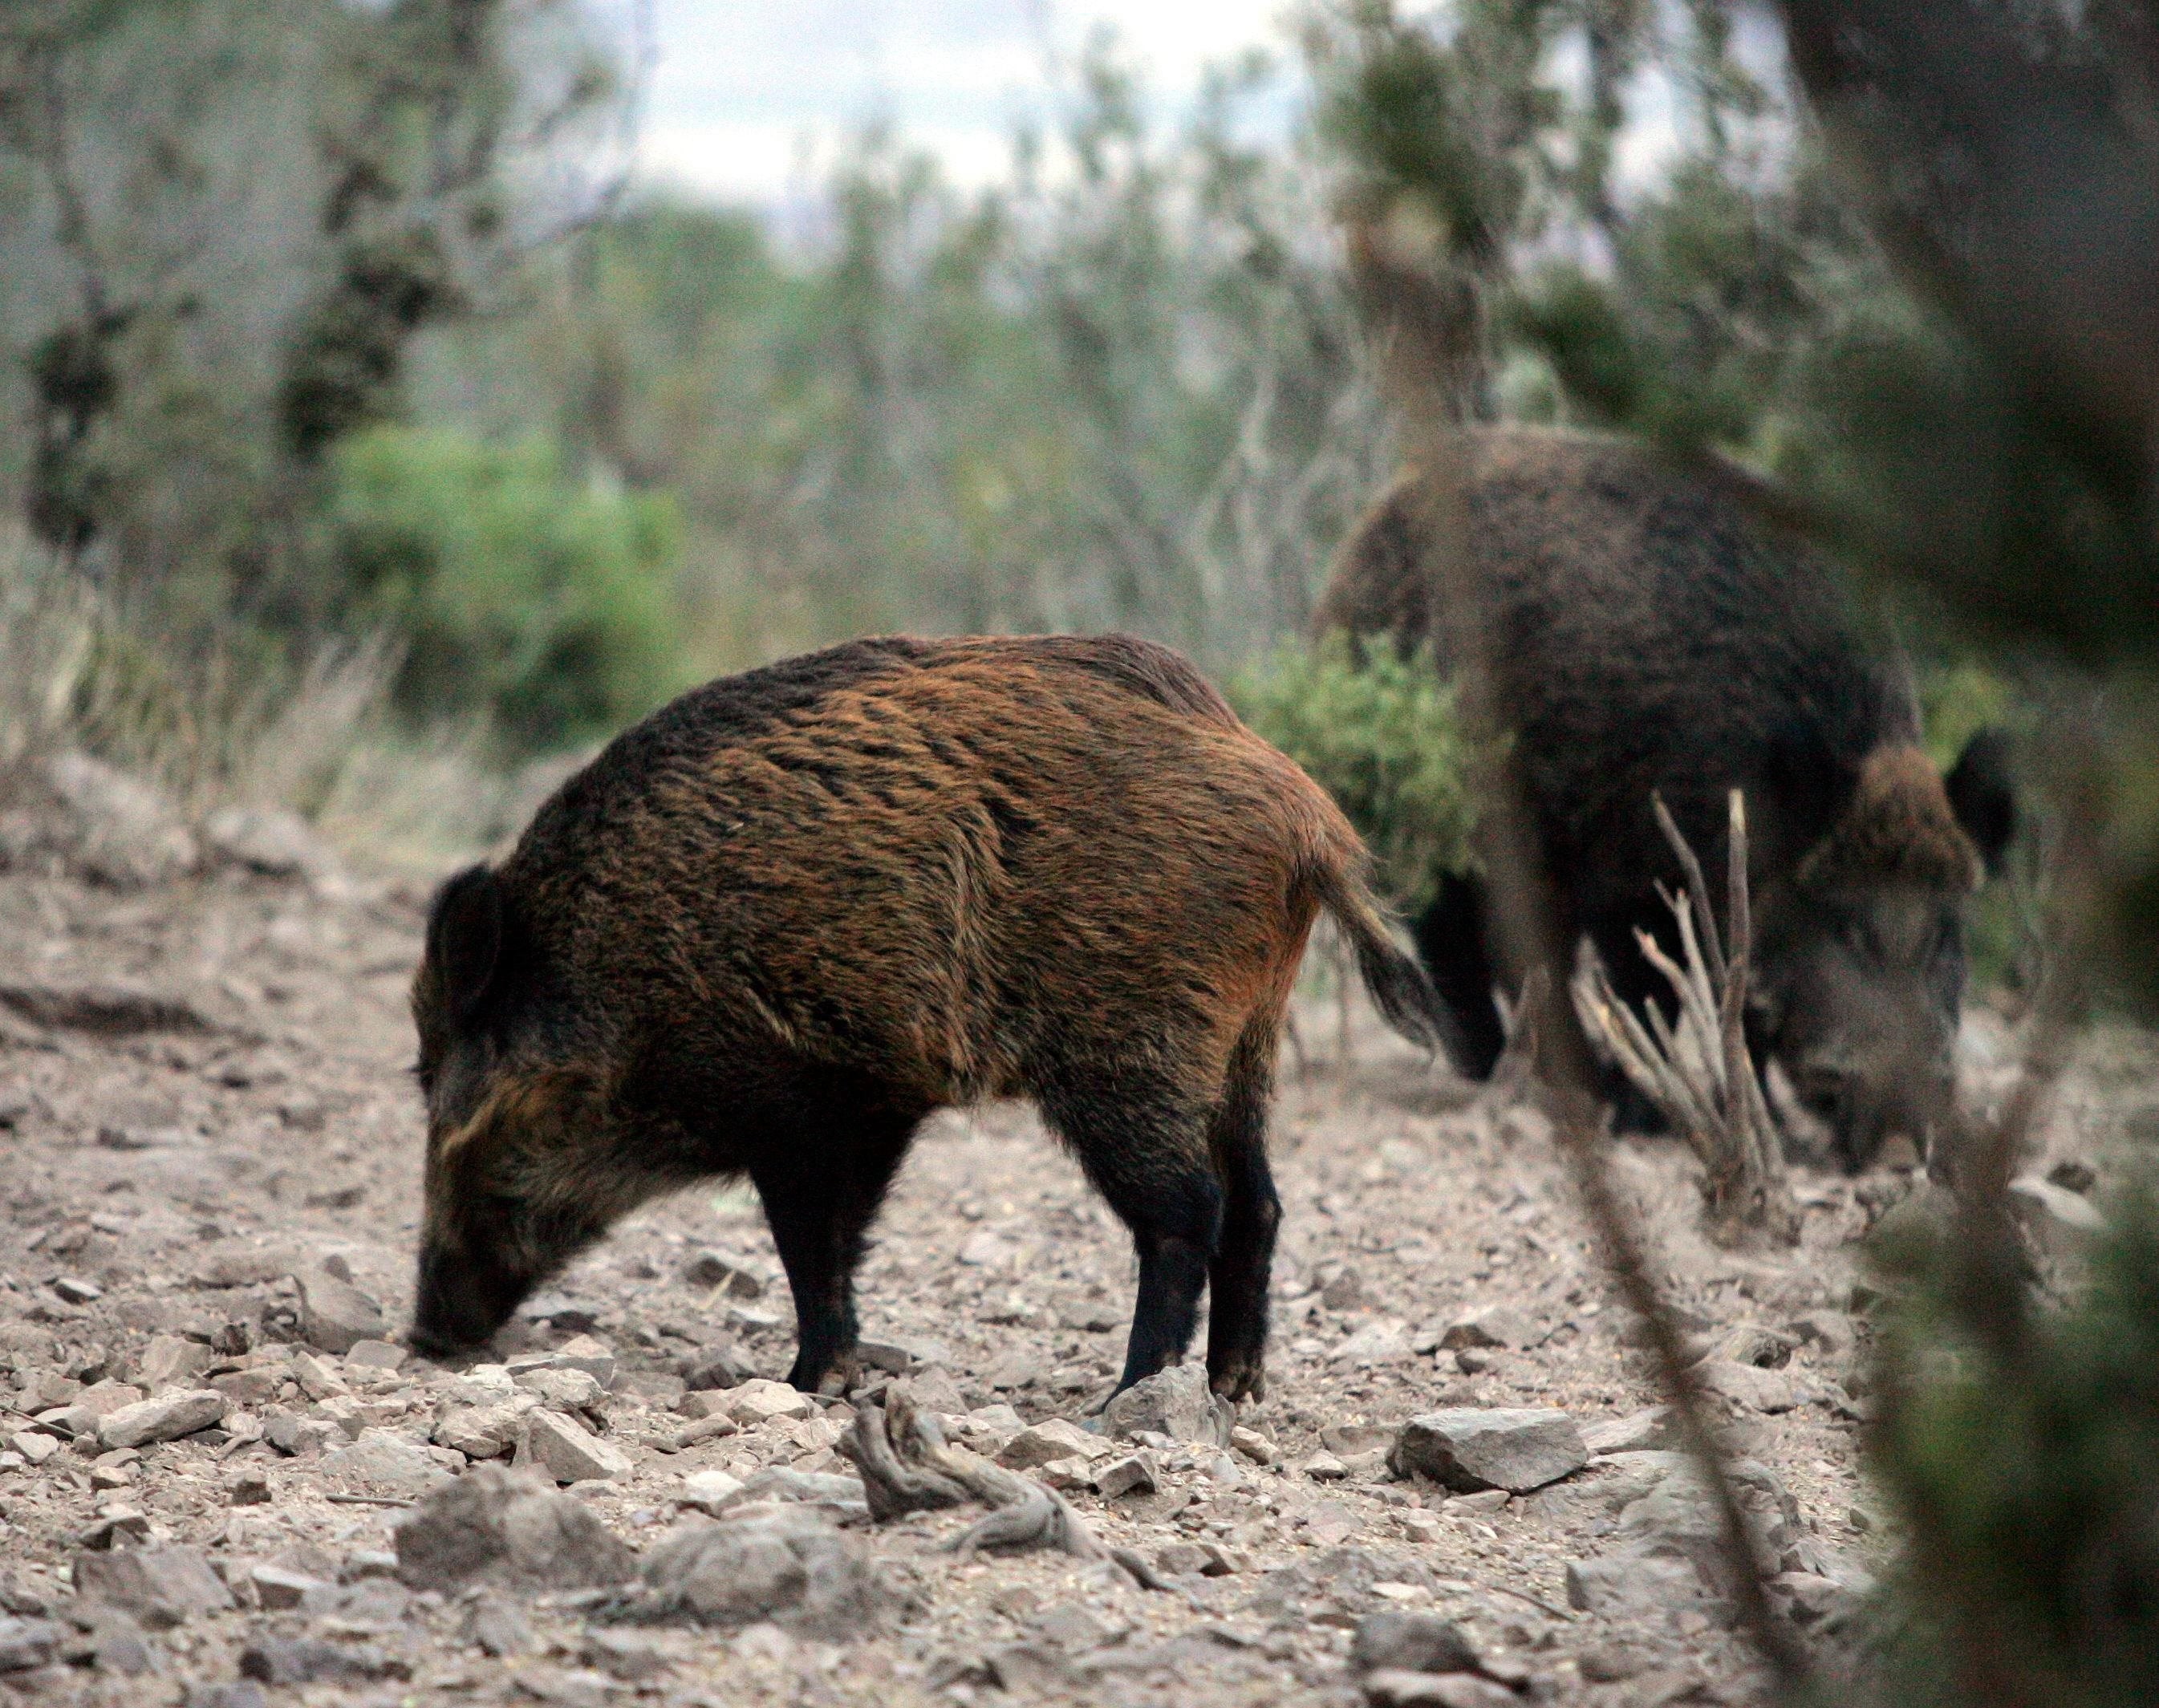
1232,631,1476,911
325,427,680,751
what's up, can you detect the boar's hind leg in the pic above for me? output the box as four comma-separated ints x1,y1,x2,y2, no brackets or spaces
1411,872,1507,1081
1040,1077,1225,1397
1203,1023,1281,1404
750,1111,919,1395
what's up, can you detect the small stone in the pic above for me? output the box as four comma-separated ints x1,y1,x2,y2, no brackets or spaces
1320,1268,1368,1311
295,1268,384,1355
1583,1408,1678,1454
1306,1502,1359,1547
550,1334,619,1387
228,1469,273,1506
239,1635,405,1685
585,1628,672,1682
681,1252,763,1298
520,1293,602,1333
0,1617,63,1673
1102,1362,1232,1448
1390,1409,1588,1495
290,1350,349,1401
636,1508,893,1637
395,1464,635,1592
193,1241,298,1288
1696,1360,1806,1414
345,1340,408,1373
98,1390,227,1450
466,1593,537,1657
1229,1425,1277,1464
135,1335,213,1391
1037,1457,1096,1492
1095,1453,1158,1498
681,1345,754,1391
515,1366,607,1411
321,1428,457,1499
1198,1541,1244,1576
1334,1319,1414,1365
10,1432,58,1467
997,1418,1110,1471
248,1564,327,1611
674,1390,742,1423
1363,1672,1519,1707
679,1470,746,1515
618,1371,686,1404
1353,1610,1480,1674
184,1686,268,1708
51,1276,101,1304
436,1402,532,1461
1155,1540,1211,1576
518,1408,634,1484
723,1378,814,1424
1439,1304,1540,1351
73,1544,233,1628
1451,1488,1509,1514
1304,1450,1349,1481
1565,1549,1715,1615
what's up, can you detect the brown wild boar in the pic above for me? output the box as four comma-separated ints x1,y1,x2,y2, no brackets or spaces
1316,428,2017,1167
408,634,1456,1398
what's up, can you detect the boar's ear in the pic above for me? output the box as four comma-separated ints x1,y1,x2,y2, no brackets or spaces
1946,727,2018,876
1758,720,1862,865
426,865,505,1027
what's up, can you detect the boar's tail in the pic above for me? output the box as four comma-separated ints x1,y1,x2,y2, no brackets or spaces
1305,853,1468,1071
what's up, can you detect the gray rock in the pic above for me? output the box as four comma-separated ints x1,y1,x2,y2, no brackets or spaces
1352,1612,1479,1675
193,1240,300,1288
680,1252,763,1298
97,1390,227,1450
322,1428,457,1499
78,1607,155,1676
548,1335,619,1387
1102,1363,1232,1448
1363,1670,1519,1707
295,1269,384,1355
677,1470,745,1515
0,1617,63,1672
185,1687,269,1708
1095,1453,1158,1499
135,1335,214,1392
249,1564,327,1610
623,1509,895,1638
394,1464,636,1592
346,1340,408,1373
1696,1359,1806,1414
680,1345,754,1391
513,1365,607,1412
239,1636,405,1685
728,1468,870,1519
201,805,341,888
1564,1550,1713,1615
1389,1408,1588,1494
35,753,197,886
1583,1407,1678,1455
436,1402,532,1461
73,1544,233,1629
517,1408,634,1484
996,1419,1110,1471
465,1593,537,1657
1437,1304,1541,1351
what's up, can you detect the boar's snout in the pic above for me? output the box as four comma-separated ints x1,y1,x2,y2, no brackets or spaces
409,1233,531,1359
1790,1060,1953,1175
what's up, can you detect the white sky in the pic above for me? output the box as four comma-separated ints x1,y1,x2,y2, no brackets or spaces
632,0,1299,204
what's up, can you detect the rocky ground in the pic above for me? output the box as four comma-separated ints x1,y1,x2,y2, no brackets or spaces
0,755,2142,1707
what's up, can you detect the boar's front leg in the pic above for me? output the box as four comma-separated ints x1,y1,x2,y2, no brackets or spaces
749,1113,917,1394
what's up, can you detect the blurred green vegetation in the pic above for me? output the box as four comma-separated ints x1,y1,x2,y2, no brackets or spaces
1232,631,1476,910
323,427,679,751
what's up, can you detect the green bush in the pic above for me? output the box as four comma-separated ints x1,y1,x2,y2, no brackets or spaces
1232,631,1476,912
325,427,680,751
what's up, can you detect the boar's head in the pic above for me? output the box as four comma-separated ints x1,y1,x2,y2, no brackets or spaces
1750,730,2017,1172
406,864,631,1358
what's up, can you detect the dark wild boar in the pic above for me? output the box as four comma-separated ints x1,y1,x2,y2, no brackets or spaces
408,634,1456,1398
1316,428,2017,1168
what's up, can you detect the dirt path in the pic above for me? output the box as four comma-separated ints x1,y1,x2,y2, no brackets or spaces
0,851,2052,1706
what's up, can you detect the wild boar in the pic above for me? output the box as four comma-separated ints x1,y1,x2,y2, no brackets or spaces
1315,428,2017,1166
407,634,1456,1398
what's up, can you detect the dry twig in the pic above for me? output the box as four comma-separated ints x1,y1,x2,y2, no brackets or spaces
1579,790,1800,1244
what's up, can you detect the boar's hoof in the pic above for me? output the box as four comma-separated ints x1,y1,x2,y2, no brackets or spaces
1209,1360,1267,1406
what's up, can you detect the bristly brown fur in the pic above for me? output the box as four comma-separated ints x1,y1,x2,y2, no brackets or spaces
1318,427,2015,1166
1801,746,1983,894
407,634,1456,1401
